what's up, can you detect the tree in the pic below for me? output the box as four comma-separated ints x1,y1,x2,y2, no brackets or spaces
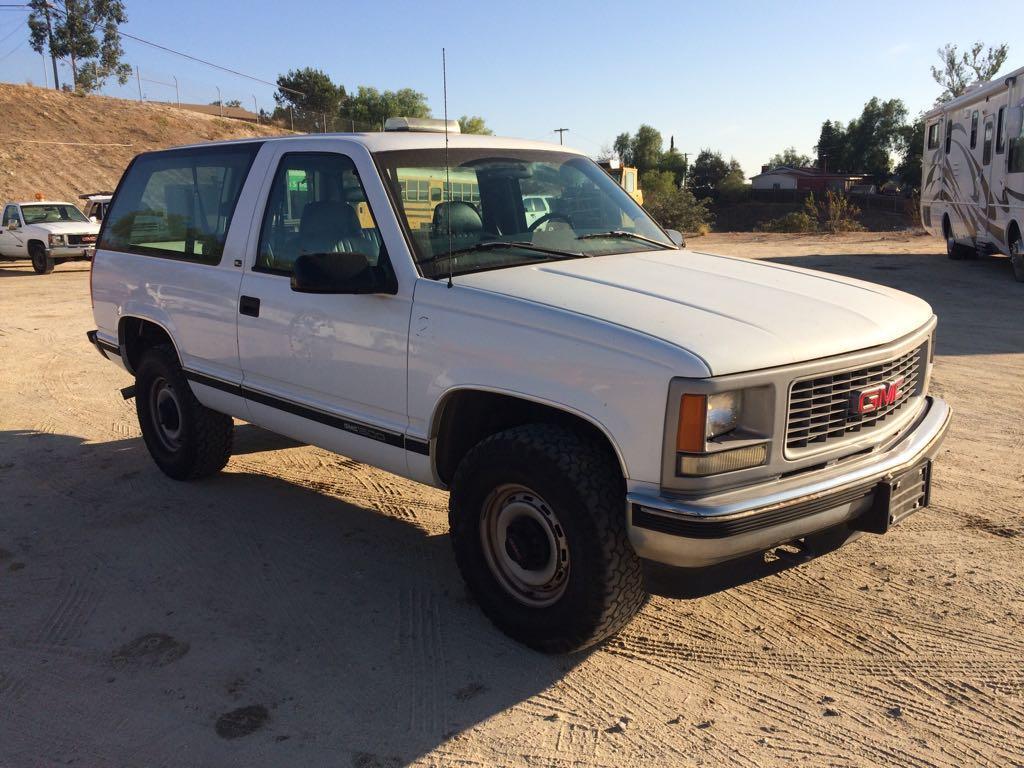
931,42,1009,102
815,120,846,171
28,0,131,93
895,117,925,189
275,67,345,120
610,125,663,174
814,98,907,181
345,86,430,129
458,115,492,135
768,147,812,169
659,148,689,187
642,169,712,233
613,133,633,166
211,99,242,108
686,149,730,198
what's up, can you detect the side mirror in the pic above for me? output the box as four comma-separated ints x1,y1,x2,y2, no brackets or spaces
665,229,685,247
7,220,19,231
290,251,394,294
89,216,98,223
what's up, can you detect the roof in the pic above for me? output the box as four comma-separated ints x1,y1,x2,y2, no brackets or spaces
165,132,582,155
12,200,80,207
750,165,866,180
923,63,1024,119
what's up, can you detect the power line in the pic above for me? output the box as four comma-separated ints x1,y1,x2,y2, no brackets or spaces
17,2,305,97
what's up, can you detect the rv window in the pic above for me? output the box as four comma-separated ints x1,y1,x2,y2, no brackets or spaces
970,110,979,149
983,121,993,166
996,107,1005,154
945,120,952,154
927,122,940,150
1010,120,1024,174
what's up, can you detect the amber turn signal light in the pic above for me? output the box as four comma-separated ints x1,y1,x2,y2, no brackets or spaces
676,394,707,453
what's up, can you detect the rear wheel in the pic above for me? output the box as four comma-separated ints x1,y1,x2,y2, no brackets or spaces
944,219,973,260
1010,228,1024,283
135,344,233,480
448,423,646,653
30,244,54,274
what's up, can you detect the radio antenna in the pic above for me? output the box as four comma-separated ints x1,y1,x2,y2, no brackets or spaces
443,47,454,288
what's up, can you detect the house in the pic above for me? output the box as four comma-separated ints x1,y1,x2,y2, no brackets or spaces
749,165,867,192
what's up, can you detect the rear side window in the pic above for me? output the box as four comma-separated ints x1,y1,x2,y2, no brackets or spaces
945,120,953,154
970,110,979,149
983,121,993,165
927,122,940,149
100,143,261,264
996,106,1006,154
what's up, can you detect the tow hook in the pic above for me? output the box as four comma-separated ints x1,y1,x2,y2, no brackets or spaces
121,385,136,400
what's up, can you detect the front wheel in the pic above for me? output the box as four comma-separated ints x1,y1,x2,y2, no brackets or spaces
449,424,646,653
30,244,54,274
135,344,233,480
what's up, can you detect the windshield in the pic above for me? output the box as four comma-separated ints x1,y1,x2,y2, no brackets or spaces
374,148,674,279
21,204,89,224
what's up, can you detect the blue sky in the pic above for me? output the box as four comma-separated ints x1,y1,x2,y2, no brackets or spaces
0,0,1018,176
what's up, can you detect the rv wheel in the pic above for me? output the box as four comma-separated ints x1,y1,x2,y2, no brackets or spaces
1010,230,1024,283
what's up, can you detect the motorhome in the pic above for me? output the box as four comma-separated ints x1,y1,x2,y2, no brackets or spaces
920,64,1024,280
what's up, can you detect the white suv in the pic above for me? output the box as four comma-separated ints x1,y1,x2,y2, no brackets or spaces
87,129,951,652
0,200,100,273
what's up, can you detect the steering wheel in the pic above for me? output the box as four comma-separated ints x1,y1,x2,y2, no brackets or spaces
527,212,573,232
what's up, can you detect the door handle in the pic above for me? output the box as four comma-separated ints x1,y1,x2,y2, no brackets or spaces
239,295,261,317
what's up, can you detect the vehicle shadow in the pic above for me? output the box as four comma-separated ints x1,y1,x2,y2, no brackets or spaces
0,262,90,277
0,428,584,767
762,251,1024,355
644,525,862,600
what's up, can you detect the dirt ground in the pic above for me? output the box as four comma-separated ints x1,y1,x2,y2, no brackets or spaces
0,232,1021,767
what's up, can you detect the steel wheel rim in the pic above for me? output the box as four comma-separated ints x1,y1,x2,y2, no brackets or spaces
480,484,570,607
150,376,183,451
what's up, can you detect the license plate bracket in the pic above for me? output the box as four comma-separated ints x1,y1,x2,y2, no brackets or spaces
856,460,932,535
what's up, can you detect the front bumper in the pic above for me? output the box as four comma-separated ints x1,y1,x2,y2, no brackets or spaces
627,396,951,568
47,245,94,259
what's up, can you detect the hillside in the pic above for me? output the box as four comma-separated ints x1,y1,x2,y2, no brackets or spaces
0,83,289,204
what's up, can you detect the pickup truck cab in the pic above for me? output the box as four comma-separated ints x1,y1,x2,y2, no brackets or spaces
1,200,100,273
88,125,950,652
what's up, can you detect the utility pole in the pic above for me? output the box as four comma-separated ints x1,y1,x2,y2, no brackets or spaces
216,86,223,116
554,127,569,145
252,94,258,124
173,75,179,107
43,3,59,90
135,65,142,100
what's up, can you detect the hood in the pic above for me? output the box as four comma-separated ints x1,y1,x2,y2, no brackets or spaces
30,220,100,235
457,249,934,375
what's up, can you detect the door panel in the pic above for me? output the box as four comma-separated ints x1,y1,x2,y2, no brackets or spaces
236,147,413,475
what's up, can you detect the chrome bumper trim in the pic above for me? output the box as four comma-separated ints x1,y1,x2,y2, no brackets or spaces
627,396,950,567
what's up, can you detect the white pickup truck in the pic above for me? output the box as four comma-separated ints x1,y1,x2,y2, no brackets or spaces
87,126,951,652
1,200,100,273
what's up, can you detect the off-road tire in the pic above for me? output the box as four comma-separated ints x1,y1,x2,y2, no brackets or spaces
30,244,54,274
135,344,233,480
449,423,646,653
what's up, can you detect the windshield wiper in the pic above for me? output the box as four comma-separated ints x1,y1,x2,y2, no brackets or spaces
576,230,675,249
445,240,586,260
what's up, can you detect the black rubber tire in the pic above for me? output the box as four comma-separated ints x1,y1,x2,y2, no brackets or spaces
448,423,646,653
30,244,54,274
1010,230,1024,283
135,344,233,480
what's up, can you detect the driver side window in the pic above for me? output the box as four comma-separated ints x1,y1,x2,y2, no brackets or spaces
3,206,19,228
256,152,384,275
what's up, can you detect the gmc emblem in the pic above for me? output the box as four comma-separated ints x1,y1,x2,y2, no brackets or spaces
853,376,905,415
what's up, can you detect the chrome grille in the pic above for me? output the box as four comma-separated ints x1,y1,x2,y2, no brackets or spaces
786,344,926,453
67,233,97,246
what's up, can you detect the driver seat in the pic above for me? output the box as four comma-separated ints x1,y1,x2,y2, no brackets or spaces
431,201,482,238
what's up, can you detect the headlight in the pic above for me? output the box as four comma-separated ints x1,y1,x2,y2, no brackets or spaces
674,388,769,476
48,234,66,247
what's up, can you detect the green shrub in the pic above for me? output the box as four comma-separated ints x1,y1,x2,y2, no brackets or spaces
806,190,864,233
642,169,713,233
757,211,818,233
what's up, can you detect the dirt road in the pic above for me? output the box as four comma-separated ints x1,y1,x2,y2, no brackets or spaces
1,232,1021,767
